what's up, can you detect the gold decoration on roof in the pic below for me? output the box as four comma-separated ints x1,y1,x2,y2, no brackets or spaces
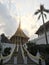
14,19,29,39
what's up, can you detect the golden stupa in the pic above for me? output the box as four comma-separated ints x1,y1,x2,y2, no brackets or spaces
10,20,29,45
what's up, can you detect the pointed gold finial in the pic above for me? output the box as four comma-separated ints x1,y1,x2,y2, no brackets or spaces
19,17,21,29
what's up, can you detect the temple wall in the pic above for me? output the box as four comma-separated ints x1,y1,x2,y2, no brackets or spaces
35,31,49,44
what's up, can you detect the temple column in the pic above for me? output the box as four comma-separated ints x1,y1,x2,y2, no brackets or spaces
20,36,21,45
17,36,19,52
15,36,16,44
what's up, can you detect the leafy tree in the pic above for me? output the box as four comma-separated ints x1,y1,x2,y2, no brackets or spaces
0,44,2,53
27,42,37,56
3,47,11,56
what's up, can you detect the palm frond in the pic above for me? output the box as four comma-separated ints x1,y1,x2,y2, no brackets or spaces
43,13,47,19
34,10,40,15
44,9,49,13
38,14,41,20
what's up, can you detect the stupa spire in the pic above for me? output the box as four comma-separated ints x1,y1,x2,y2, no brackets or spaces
19,20,21,29
19,17,21,29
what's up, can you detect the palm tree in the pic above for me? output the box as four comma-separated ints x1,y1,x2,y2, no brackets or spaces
34,5,49,44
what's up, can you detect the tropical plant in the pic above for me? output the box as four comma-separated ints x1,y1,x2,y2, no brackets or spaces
3,47,11,56
0,44,2,53
27,42,37,56
27,41,36,49
34,5,49,44
0,59,3,65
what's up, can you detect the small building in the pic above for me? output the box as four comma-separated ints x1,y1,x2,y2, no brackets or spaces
1,33,11,43
35,21,49,44
10,22,29,45
32,21,49,44
35,21,49,36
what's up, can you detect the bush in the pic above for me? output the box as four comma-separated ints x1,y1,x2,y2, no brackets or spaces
29,46,37,56
45,47,49,54
2,47,11,56
27,42,37,56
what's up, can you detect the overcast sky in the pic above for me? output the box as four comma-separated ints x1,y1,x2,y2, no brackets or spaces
0,0,49,40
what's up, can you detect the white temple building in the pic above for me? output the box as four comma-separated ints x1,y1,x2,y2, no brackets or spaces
31,21,49,44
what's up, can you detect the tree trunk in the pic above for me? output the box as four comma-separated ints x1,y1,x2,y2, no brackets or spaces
42,13,48,44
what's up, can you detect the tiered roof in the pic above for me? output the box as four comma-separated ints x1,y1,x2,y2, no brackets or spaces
35,21,49,34
11,21,29,39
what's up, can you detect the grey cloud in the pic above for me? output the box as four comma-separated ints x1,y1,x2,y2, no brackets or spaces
0,3,18,37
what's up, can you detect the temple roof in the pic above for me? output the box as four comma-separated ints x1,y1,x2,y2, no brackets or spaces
35,21,49,34
12,22,29,39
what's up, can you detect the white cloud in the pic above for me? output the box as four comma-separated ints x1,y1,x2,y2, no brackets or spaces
0,3,17,37
0,0,49,40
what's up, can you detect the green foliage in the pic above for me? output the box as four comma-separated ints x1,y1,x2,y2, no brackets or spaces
27,41,36,48
45,46,49,54
27,42,37,56
0,44,2,53
37,44,49,54
0,47,2,52
0,59,3,65
2,47,11,56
